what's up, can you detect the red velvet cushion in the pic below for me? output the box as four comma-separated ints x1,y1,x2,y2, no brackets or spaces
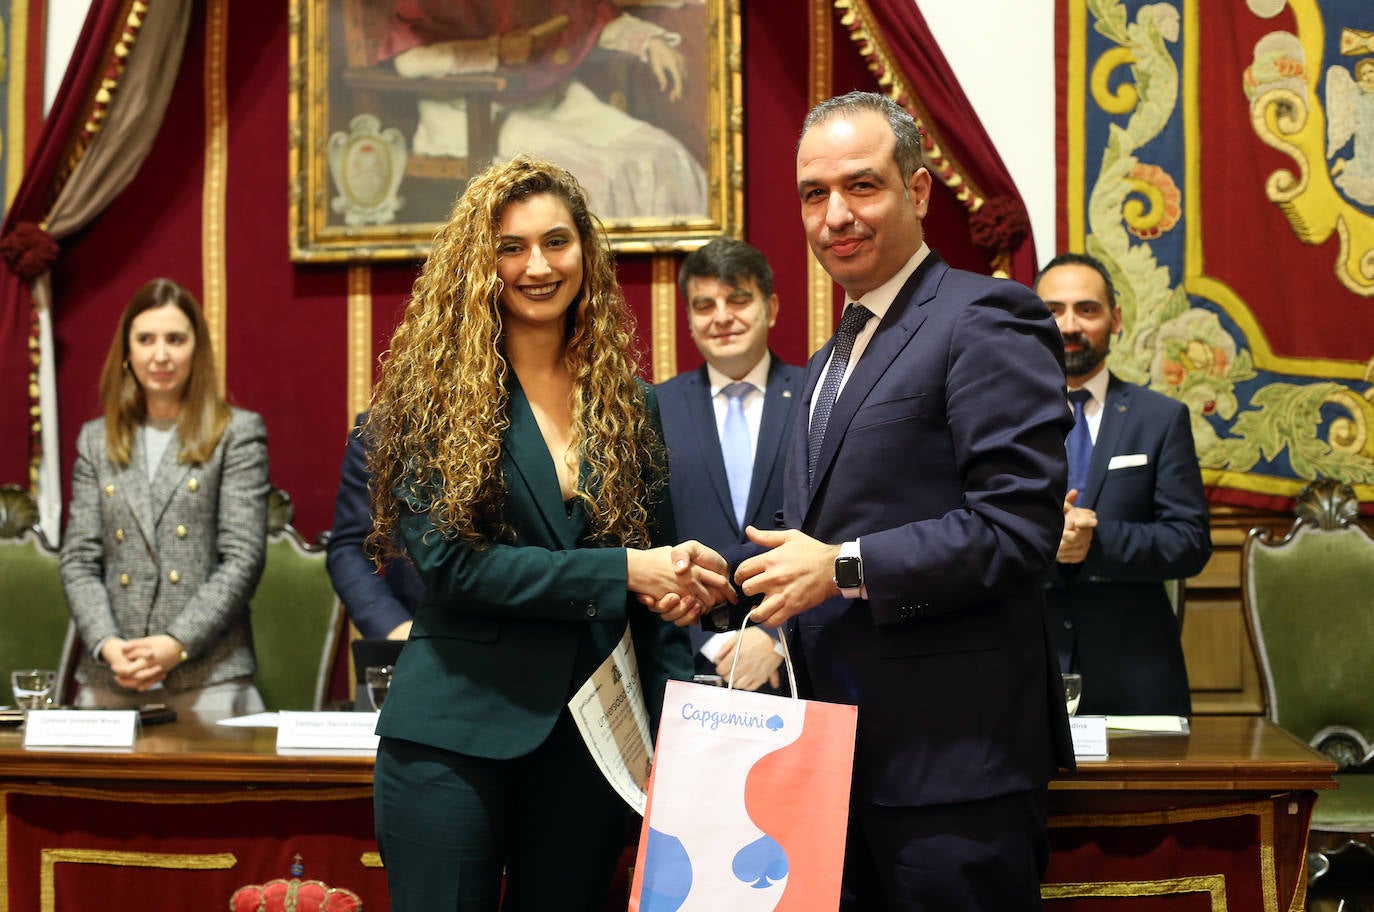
229,878,362,912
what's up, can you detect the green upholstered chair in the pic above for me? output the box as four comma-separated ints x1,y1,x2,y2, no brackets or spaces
1240,479,1374,887
248,488,342,711
0,485,78,705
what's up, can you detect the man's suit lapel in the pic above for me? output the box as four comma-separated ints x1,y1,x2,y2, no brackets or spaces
684,366,738,532
1081,374,1130,509
805,257,942,507
748,356,796,526
503,381,582,549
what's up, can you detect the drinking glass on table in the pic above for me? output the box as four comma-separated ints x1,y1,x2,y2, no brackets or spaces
1062,673,1082,717
365,665,393,711
11,669,57,712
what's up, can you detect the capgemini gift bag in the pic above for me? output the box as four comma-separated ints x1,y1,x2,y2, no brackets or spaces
629,679,857,911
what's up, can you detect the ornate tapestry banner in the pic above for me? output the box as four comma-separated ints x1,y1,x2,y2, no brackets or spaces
1059,0,1374,511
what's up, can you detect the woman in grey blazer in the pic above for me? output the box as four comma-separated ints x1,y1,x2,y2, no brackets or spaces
59,278,270,715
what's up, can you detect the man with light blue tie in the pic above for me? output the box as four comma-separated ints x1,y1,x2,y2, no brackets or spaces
656,237,804,694
1035,252,1212,716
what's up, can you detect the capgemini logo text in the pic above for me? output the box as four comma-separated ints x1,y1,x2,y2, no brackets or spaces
682,703,786,733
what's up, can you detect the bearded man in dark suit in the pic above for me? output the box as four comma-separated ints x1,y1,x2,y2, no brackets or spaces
1035,252,1211,717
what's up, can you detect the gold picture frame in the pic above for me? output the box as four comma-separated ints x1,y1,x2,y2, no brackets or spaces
288,0,743,263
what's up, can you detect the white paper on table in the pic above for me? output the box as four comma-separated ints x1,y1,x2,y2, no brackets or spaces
216,712,280,728
1106,715,1190,734
569,627,654,815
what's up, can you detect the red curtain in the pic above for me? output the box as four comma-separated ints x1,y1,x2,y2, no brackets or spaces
0,0,136,489
851,0,1039,281
6,1,1043,537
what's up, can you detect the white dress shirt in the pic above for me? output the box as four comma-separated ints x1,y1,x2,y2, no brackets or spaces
810,244,931,600
808,243,930,426
705,353,771,464
699,353,772,664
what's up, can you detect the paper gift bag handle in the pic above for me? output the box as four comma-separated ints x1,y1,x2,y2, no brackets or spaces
726,611,799,697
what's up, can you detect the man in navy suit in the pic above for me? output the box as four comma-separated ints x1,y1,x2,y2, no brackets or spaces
657,237,804,693
326,413,424,640
696,91,1075,910
1034,253,1211,717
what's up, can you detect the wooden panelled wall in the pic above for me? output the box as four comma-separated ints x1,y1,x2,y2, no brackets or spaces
1183,506,1294,715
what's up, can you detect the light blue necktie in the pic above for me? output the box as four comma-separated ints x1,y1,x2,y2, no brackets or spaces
1066,388,1093,495
720,381,753,528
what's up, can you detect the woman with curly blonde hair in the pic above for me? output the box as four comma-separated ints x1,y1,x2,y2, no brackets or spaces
367,155,730,911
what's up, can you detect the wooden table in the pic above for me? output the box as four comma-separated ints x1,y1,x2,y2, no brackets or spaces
0,712,374,784
0,714,1334,912
1044,715,1336,911
0,713,383,912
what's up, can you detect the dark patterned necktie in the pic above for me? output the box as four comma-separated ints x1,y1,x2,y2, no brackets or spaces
1066,388,1093,494
808,304,874,480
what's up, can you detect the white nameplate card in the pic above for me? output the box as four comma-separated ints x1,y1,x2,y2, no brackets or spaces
1070,715,1108,760
276,712,380,752
24,710,138,748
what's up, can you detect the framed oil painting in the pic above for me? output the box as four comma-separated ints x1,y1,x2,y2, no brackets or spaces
289,0,743,262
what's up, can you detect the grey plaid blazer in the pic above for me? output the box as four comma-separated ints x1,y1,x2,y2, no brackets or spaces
60,407,270,695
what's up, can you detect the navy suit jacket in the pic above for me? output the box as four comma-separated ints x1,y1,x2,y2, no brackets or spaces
775,254,1074,807
326,413,425,640
1045,374,1211,716
657,356,804,688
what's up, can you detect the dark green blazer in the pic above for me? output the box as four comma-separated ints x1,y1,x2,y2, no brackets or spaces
376,380,692,759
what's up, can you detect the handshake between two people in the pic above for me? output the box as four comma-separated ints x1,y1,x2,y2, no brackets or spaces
631,526,844,630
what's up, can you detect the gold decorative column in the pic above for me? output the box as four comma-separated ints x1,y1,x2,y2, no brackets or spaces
651,255,677,382
346,265,373,420
807,0,835,356
202,0,229,391
5,1,31,207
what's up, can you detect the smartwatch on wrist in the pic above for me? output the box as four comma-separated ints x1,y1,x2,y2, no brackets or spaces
833,554,863,596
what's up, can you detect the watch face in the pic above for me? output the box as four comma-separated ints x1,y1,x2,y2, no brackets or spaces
835,556,862,589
